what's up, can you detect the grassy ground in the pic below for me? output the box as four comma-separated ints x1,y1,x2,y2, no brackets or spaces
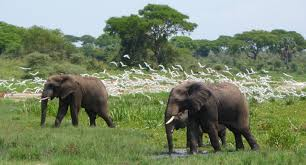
0,93,305,164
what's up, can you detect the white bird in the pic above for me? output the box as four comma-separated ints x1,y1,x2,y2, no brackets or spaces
175,64,184,71
119,61,127,67
190,70,197,76
110,61,118,67
100,70,106,74
144,62,155,71
223,70,233,76
171,66,178,70
158,65,167,73
29,71,39,76
19,67,31,70
144,62,150,68
139,64,145,70
123,54,130,59
198,62,206,68
224,65,232,71
246,68,256,75
283,73,293,78
262,69,269,74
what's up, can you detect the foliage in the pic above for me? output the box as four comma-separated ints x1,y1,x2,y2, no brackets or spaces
79,35,96,45
0,22,25,55
23,26,75,55
105,4,197,65
139,4,197,64
105,15,150,65
25,52,51,69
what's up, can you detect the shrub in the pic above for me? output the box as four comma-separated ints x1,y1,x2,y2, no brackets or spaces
70,53,86,65
213,64,223,71
25,52,51,69
52,63,87,75
290,63,299,72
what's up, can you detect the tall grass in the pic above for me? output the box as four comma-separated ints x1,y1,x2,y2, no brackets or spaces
0,94,305,164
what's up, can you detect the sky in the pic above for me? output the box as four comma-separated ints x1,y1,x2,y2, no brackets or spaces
1,0,306,40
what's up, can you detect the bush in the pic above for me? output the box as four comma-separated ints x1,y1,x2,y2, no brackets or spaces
70,53,86,65
273,60,282,70
25,52,51,69
213,64,223,71
52,63,87,75
290,63,298,72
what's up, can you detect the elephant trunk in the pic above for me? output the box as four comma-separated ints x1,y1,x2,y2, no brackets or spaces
40,89,51,127
165,103,180,154
165,115,174,154
41,99,48,127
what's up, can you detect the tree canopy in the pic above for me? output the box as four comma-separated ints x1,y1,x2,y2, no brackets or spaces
105,4,197,65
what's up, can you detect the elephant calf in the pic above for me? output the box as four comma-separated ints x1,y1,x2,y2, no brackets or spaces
41,75,115,128
169,111,226,148
165,81,259,154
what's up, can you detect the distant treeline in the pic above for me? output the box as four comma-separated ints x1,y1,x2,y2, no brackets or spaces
1,4,306,73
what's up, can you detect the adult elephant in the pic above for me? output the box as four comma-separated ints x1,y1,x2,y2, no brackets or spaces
165,81,259,154
167,111,226,149
40,74,115,128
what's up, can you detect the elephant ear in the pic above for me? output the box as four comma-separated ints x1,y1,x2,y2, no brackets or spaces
59,75,77,99
187,82,213,112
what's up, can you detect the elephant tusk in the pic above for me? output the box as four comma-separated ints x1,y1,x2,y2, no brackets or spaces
166,116,175,124
40,97,50,102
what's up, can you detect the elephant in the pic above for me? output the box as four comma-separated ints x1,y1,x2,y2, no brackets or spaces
165,81,259,154
40,74,115,128
169,111,226,149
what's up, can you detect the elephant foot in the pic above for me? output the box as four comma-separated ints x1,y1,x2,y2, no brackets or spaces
251,144,260,151
189,151,198,155
198,143,204,147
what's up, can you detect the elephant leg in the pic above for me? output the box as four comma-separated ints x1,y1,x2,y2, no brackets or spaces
207,122,221,151
97,107,115,128
54,100,68,127
234,132,244,150
198,127,204,147
188,118,199,154
85,109,97,127
218,128,227,146
186,125,191,148
240,127,260,150
227,125,244,150
70,99,81,127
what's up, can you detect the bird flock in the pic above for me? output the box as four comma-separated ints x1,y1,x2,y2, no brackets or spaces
1,62,306,103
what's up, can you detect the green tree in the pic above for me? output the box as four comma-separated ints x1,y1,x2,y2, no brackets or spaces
80,35,96,45
23,26,75,55
95,33,120,49
170,36,195,50
213,35,246,55
193,39,213,57
271,29,305,65
95,33,121,61
235,30,278,60
105,15,150,65
64,34,80,43
0,22,25,55
139,4,197,64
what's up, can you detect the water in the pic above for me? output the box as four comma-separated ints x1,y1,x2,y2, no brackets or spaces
154,149,208,159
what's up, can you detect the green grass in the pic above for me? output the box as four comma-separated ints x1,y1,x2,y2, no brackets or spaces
0,58,25,79
0,94,306,164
